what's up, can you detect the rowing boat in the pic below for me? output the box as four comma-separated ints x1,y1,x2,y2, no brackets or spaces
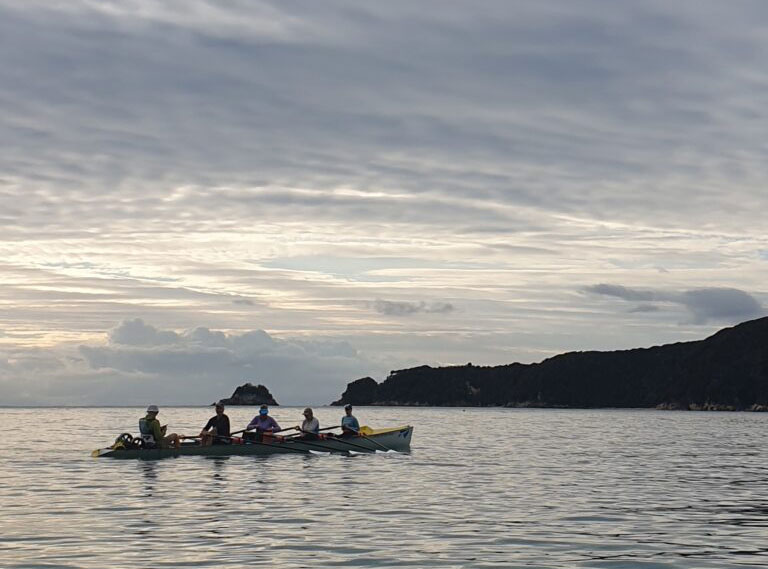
91,425,413,459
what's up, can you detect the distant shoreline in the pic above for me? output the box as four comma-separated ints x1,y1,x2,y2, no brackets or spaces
332,317,768,411
1,404,766,412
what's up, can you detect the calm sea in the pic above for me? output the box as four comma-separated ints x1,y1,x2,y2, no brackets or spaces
1,406,767,568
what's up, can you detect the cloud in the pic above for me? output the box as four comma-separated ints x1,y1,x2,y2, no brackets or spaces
584,284,658,302
586,284,764,324
0,319,399,406
629,304,659,313
679,288,764,325
372,299,455,316
3,2,768,243
109,318,181,346
69,320,385,405
2,2,768,404
2,0,768,236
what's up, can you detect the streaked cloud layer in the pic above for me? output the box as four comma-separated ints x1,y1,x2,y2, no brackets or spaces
1,1,767,404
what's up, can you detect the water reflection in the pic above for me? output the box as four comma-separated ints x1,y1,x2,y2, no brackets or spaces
207,455,230,480
140,461,158,497
207,456,230,507
2,407,768,569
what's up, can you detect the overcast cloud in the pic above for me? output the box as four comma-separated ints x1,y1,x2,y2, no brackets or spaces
0,319,389,405
2,1,767,404
585,285,765,324
372,300,455,316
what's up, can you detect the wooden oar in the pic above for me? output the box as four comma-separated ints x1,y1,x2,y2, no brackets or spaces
285,435,376,454
282,425,353,453
348,427,393,452
331,435,383,453
228,425,293,437
209,427,310,453
282,425,381,453
214,431,310,454
282,438,338,453
359,433,393,452
247,438,310,454
284,425,341,439
223,426,296,439
293,432,381,454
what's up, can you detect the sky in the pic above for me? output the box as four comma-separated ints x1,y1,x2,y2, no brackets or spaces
2,0,767,405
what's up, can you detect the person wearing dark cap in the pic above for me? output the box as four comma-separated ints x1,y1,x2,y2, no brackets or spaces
139,405,181,449
340,404,360,437
296,407,320,440
246,404,281,440
200,401,231,446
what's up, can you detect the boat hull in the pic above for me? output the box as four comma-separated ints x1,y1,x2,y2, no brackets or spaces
92,425,413,459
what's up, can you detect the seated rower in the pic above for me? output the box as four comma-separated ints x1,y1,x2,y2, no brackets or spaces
139,405,181,449
199,401,231,446
245,404,281,440
340,404,360,437
296,407,320,440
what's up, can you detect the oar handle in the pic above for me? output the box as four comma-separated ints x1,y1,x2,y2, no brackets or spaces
231,424,338,436
285,425,342,439
227,426,296,438
357,431,392,452
222,425,338,440
294,424,341,433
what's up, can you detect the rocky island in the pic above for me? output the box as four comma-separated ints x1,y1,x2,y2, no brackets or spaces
218,382,278,406
332,317,768,410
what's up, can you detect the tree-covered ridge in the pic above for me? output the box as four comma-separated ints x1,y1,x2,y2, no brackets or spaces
332,317,768,410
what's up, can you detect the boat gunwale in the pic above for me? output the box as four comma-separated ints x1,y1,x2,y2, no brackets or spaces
93,425,413,459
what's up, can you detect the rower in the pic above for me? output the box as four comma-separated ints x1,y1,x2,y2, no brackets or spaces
296,407,320,440
245,404,281,440
340,404,360,437
139,405,181,449
200,401,231,446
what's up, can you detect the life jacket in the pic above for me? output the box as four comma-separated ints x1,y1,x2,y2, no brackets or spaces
139,417,157,445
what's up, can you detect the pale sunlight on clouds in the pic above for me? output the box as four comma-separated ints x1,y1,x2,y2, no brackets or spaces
1,0,767,403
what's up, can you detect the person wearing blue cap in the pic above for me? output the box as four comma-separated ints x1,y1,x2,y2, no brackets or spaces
245,404,281,440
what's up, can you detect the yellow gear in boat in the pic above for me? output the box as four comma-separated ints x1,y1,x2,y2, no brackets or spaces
359,425,408,436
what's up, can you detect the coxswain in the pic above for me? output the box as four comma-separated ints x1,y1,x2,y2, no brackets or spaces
139,405,181,449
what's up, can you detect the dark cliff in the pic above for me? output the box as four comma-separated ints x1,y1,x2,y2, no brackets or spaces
332,317,768,410
218,383,278,406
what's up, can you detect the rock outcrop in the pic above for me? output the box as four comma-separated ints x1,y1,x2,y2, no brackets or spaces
218,383,278,406
331,377,378,406
331,317,768,410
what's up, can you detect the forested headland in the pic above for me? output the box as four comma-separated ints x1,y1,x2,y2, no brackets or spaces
332,317,768,410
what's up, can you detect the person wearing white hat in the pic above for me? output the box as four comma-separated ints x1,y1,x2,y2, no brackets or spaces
296,407,320,440
139,405,181,449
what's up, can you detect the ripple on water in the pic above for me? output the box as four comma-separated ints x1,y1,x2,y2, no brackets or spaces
2,407,768,568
